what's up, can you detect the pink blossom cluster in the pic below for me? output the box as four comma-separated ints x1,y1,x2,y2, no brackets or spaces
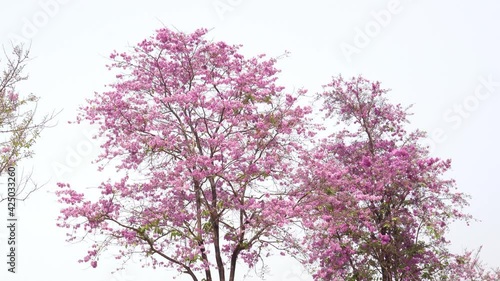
293,76,496,280
56,29,498,281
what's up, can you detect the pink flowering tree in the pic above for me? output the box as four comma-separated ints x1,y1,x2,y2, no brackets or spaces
295,76,499,280
56,28,311,281
0,45,55,202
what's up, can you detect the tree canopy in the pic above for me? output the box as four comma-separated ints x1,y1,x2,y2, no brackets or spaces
0,45,56,202
56,28,500,281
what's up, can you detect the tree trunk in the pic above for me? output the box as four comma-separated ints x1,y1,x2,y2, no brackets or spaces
194,179,212,281
228,247,241,281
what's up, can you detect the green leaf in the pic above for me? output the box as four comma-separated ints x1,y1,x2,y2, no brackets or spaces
170,229,182,239
202,221,212,232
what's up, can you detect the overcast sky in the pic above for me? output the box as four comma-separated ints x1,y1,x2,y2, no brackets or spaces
1,1,499,280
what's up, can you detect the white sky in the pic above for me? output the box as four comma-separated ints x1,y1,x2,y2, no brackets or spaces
1,1,499,280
